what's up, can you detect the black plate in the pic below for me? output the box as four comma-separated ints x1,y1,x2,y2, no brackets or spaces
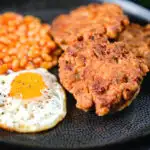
0,0,150,149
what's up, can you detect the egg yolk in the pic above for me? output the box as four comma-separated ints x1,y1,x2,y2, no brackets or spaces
9,72,47,99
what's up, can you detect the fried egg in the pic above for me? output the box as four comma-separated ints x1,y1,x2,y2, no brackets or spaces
0,68,66,133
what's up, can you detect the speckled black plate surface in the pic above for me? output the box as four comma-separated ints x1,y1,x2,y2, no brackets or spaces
0,0,150,149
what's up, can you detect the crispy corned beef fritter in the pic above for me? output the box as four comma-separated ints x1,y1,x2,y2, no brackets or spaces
59,34,148,116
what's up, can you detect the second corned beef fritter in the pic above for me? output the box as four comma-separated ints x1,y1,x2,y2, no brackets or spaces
51,3,129,50
118,23,150,69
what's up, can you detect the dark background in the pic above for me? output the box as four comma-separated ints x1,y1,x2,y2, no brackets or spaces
0,0,150,149
0,0,149,11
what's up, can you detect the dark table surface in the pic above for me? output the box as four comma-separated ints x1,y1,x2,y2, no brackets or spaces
0,0,150,149
1,135,150,150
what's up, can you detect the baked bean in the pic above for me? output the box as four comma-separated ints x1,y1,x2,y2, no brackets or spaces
12,59,20,70
41,61,52,69
33,57,42,65
11,56,17,60
0,64,8,74
3,56,12,63
25,63,35,70
20,57,28,67
0,13,61,73
8,48,17,55
41,53,52,61
42,47,51,54
28,49,40,58
0,53,4,59
0,43,5,49
47,41,56,49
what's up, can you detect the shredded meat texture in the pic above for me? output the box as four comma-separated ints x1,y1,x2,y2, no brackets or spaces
118,23,150,69
51,3,129,50
59,34,148,116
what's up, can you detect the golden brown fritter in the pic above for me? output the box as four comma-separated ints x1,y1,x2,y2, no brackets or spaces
51,3,129,50
59,33,148,116
118,23,150,69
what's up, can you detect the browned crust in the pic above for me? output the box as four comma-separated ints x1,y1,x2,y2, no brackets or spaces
118,23,150,69
51,3,129,50
59,33,148,116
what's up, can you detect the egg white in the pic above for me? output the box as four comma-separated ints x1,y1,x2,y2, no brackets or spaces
0,68,66,133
